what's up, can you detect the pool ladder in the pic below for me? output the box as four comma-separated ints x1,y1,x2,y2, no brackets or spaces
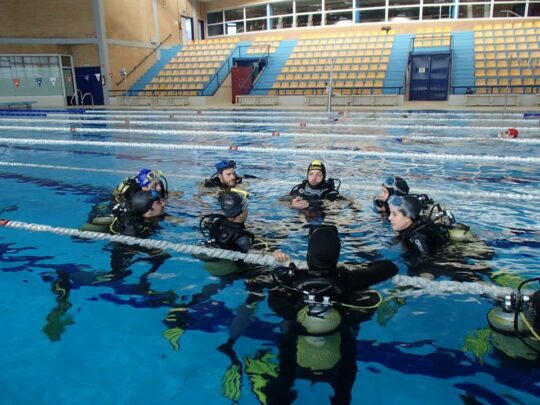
70,90,94,106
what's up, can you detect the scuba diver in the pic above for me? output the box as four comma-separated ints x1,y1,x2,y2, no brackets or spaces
486,277,540,361
82,168,168,233
199,189,289,261
113,168,168,202
374,175,410,216
204,159,256,189
258,225,398,404
290,160,341,210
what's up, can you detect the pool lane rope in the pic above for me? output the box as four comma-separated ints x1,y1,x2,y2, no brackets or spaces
1,160,539,201
0,117,538,133
18,112,537,125
0,218,514,299
0,136,539,164
1,124,539,145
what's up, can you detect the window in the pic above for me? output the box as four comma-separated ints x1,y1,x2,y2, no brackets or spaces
246,18,267,31
326,11,354,25
325,0,354,11
207,12,223,24
389,0,420,6
296,13,323,26
271,15,293,29
356,8,386,22
226,21,244,34
356,0,386,7
422,5,452,19
389,7,420,20
296,0,322,13
225,8,243,21
208,24,224,36
493,3,526,17
458,4,491,19
529,2,540,16
269,1,293,16
245,5,267,19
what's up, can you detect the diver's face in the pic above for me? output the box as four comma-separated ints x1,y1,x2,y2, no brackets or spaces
218,168,237,187
388,207,413,232
379,185,390,202
143,200,166,218
307,170,324,187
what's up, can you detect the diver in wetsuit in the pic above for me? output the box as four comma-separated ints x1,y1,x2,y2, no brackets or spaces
260,225,398,404
290,160,341,210
373,175,409,216
204,160,249,190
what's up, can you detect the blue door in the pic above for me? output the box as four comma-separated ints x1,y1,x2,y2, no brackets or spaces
74,67,105,105
409,53,451,101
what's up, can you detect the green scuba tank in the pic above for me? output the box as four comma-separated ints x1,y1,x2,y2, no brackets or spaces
487,307,531,335
296,333,341,372
448,223,477,242
296,305,341,335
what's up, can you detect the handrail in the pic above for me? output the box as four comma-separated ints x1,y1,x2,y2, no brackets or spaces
116,33,172,86
200,46,243,96
82,92,94,106
70,89,83,106
452,85,539,95
238,45,270,93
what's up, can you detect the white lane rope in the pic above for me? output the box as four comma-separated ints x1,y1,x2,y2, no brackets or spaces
1,136,539,164
25,112,538,125
0,218,300,269
1,124,539,144
0,117,538,132
0,218,515,299
1,161,539,201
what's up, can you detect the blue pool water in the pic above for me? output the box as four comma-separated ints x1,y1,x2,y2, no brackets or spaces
0,109,539,404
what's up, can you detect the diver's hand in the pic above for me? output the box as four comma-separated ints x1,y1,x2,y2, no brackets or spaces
291,196,309,209
273,250,291,264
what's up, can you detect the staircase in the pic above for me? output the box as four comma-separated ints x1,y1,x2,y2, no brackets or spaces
130,46,181,95
250,40,297,95
451,31,475,94
384,34,414,95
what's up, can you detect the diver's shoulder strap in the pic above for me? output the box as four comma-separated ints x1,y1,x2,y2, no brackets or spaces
290,180,308,196
204,174,221,187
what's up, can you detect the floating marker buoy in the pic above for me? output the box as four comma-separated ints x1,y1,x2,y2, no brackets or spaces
124,119,130,125
272,131,280,137
300,122,306,127
229,145,238,151
70,127,76,132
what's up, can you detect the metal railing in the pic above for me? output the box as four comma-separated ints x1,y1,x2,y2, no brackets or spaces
238,45,270,95
70,89,83,106
452,85,540,95
116,33,172,86
82,92,94,106
252,86,404,96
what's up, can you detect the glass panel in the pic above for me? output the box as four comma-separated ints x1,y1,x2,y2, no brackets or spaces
225,8,243,21
296,13,323,26
326,11,354,25
246,5,267,19
493,3,526,17
271,15,293,29
458,4,491,18
529,2,540,17
422,5,452,19
325,0,353,11
423,0,452,3
246,18,267,32
389,0,420,6
269,1,293,16
226,21,244,34
389,7,420,20
356,0,386,7
296,0,323,13
207,11,223,24
208,24,224,36
356,8,386,22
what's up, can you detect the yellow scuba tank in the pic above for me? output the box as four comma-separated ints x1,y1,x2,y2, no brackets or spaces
487,307,532,335
296,304,342,335
448,223,477,242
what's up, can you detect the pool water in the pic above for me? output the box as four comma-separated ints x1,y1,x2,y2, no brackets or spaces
0,109,539,404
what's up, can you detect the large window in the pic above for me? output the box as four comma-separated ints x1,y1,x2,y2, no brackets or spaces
206,0,540,36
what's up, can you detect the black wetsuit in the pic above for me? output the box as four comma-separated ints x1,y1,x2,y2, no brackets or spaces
290,179,340,202
208,215,254,253
204,175,243,188
400,218,449,255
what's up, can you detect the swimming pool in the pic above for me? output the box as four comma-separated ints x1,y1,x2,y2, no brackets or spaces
0,108,539,404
